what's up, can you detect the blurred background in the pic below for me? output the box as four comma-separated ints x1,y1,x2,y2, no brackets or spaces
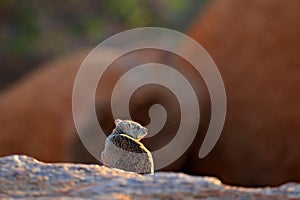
0,0,207,90
1,0,300,187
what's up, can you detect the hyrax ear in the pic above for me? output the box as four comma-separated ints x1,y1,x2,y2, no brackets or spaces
142,127,148,134
114,119,122,126
125,123,131,131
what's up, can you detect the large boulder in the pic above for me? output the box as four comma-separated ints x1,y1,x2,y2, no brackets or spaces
184,0,300,186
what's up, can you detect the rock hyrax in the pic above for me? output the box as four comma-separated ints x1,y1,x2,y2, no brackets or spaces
101,119,154,174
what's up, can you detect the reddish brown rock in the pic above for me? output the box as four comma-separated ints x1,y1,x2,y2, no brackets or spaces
0,50,85,162
0,48,181,164
185,0,300,186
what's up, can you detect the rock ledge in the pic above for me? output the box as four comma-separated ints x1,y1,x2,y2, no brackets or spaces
0,155,299,199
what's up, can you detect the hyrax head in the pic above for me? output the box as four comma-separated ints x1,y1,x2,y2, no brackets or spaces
114,119,148,141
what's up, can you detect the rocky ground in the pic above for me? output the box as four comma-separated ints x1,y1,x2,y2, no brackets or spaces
0,155,299,199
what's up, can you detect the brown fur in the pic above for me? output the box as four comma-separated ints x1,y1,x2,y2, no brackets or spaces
101,133,154,174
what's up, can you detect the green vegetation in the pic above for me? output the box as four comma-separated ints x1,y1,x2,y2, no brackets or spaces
0,0,209,89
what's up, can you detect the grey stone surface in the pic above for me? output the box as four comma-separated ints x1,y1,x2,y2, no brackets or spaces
0,155,299,199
